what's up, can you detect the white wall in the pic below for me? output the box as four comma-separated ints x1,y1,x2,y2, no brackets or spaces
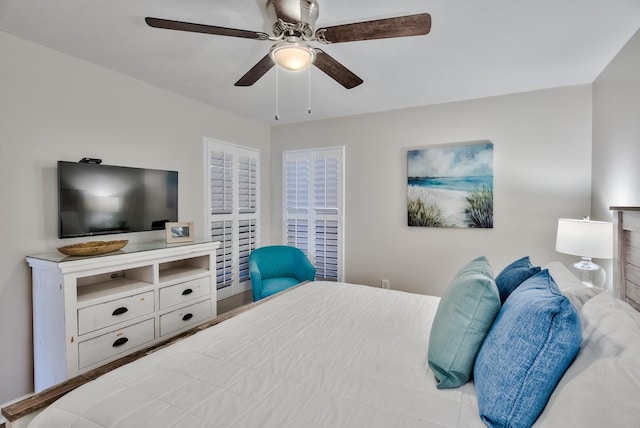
271,86,593,297
592,29,640,219
0,31,270,404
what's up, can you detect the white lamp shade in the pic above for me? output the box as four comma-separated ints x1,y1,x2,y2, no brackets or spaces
555,218,613,259
270,42,315,71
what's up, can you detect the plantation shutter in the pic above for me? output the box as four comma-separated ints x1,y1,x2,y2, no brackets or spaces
211,220,233,291
238,156,257,213
206,138,259,299
210,151,233,214
283,147,343,282
284,152,311,255
313,152,341,280
237,155,258,284
238,219,257,283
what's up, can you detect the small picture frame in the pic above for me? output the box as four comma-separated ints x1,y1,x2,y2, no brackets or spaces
165,221,194,243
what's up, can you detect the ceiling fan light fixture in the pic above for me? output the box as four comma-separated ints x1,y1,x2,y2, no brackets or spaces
270,41,315,71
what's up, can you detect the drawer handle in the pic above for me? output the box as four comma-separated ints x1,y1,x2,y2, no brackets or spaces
182,288,193,296
182,313,194,321
112,337,129,348
112,307,128,316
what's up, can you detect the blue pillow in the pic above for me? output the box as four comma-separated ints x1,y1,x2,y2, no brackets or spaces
474,269,581,428
427,256,501,389
494,256,541,303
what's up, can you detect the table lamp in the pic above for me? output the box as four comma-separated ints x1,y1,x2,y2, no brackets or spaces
555,217,613,287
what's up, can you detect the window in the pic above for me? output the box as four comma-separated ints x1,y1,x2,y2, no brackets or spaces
205,138,259,299
283,147,344,281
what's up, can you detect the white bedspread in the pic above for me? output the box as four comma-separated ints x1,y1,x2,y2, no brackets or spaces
29,281,484,428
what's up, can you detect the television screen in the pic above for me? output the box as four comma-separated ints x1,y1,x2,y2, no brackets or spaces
58,161,178,238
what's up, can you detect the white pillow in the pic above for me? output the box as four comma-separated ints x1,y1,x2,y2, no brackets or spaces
534,290,640,427
545,262,603,310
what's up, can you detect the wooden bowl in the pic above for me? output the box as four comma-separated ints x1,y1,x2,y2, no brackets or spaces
57,240,129,256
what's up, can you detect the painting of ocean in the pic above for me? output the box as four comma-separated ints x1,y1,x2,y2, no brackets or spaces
407,141,494,228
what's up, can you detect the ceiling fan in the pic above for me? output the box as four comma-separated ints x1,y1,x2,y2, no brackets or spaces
145,0,431,89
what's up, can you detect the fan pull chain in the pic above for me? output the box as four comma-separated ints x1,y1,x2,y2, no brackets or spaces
274,66,313,120
275,66,280,121
308,66,311,115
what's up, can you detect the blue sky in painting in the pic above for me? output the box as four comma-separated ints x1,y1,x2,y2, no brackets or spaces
408,140,493,178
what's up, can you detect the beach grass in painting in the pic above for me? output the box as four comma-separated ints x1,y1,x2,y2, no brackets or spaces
466,185,493,228
407,141,494,228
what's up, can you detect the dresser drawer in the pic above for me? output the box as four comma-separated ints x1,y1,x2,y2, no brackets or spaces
160,300,211,337
159,276,210,310
78,318,155,369
77,291,155,335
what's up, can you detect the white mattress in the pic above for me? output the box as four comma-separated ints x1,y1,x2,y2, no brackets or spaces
29,281,484,428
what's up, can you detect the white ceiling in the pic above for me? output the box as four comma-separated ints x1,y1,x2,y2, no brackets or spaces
1,0,639,125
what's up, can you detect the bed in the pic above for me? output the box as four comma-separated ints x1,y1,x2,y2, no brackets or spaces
3,209,640,427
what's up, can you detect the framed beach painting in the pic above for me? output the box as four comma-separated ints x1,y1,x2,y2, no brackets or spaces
407,140,493,228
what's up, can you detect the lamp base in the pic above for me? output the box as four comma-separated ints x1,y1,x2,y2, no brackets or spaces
569,258,606,288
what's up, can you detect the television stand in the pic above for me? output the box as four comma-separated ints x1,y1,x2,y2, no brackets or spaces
26,240,219,392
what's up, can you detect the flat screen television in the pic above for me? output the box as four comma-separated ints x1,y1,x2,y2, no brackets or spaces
58,161,178,238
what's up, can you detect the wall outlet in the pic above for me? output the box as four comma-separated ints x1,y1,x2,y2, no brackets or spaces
381,279,391,289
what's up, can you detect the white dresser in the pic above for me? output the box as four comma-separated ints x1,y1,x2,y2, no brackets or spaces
27,240,219,392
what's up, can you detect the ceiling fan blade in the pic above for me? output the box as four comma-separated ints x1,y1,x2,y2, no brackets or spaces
145,17,270,40
313,50,363,89
235,54,275,87
316,13,431,44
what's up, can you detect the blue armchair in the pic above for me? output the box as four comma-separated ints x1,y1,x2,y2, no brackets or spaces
249,245,316,301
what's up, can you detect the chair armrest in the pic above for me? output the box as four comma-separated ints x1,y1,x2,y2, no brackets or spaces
249,260,262,301
295,256,316,282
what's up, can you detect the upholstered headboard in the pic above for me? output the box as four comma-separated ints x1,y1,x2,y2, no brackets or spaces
611,206,640,311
